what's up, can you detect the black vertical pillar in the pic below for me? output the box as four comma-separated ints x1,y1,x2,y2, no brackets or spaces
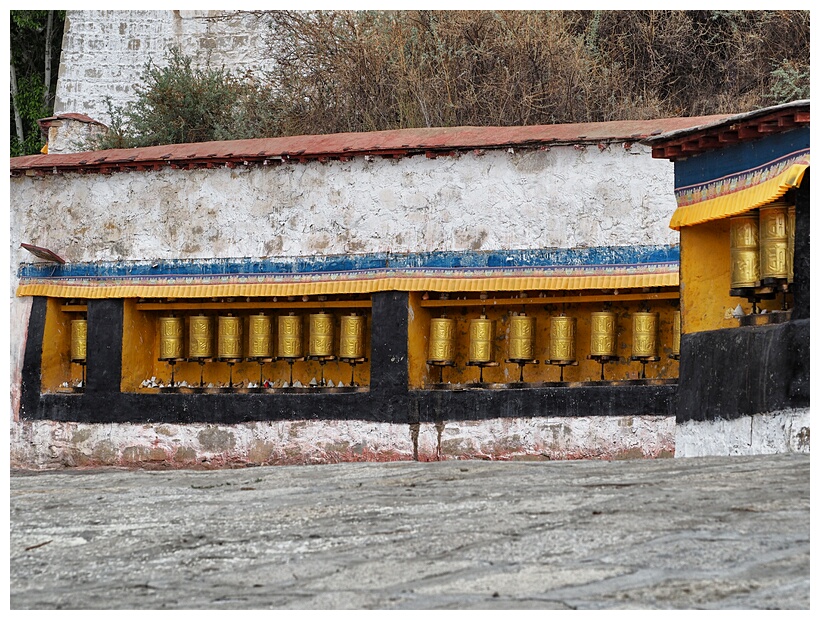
20,297,47,419
369,291,409,398
86,299,123,394
791,169,810,321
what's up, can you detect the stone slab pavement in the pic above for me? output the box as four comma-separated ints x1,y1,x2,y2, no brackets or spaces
9,453,810,610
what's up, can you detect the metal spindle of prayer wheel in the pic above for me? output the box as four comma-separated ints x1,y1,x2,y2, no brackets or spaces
759,201,789,283
466,315,497,383
588,311,617,380
505,313,539,383
338,313,367,387
427,317,456,384
217,314,243,389
670,311,681,360
188,314,213,387
70,318,87,390
247,313,273,388
308,312,335,387
630,312,659,379
277,313,304,386
546,315,576,382
158,316,184,387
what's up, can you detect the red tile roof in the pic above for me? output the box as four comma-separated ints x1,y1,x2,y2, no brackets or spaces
11,115,732,176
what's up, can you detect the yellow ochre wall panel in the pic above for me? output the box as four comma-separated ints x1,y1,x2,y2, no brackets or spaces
40,298,75,391
680,222,780,334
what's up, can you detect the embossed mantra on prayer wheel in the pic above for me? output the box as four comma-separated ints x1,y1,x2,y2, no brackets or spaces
508,313,536,361
308,312,335,357
730,213,760,289
549,316,576,364
632,312,659,358
787,204,796,284
671,311,681,358
188,315,213,359
428,318,456,364
759,201,789,281
70,319,87,363
589,311,616,357
468,316,495,364
339,314,366,360
158,316,184,361
248,313,273,359
278,314,303,359
217,315,243,360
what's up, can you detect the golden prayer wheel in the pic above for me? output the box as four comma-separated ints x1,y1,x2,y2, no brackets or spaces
428,317,456,364
468,316,494,364
548,316,576,363
188,315,213,359
70,319,87,363
308,312,335,357
671,311,681,358
632,312,659,358
277,314,303,359
158,316,184,360
729,213,760,289
217,315,243,360
759,201,789,280
787,204,795,283
248,313,273,359
339,314,366,360
589,311,617,357
508,313,536,361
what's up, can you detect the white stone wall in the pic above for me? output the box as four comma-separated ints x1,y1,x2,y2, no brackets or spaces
56,10,274,123
10,416,676,470
674,409,811,457
9,143,677,463
10,145,676,266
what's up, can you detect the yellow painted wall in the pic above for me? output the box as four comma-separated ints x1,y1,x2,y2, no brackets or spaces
680,222,781,334
40,299,76,391
409,296,680,387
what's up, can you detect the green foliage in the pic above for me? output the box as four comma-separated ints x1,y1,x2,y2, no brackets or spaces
766,61,810,104
92,48,281,149
10,10,65,156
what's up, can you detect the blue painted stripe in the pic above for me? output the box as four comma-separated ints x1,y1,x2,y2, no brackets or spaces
674,127,809,188
19,245,679,280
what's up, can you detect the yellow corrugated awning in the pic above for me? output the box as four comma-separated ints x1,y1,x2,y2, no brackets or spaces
670,159,809,230
16,270,679,299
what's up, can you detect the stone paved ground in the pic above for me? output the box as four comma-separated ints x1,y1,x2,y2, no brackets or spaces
9,453,809,609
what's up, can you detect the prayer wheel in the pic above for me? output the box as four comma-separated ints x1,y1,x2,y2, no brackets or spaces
248,313,273,359
508,313,536,361
428,318,455,364
217,315,243,360
729,213,760,289
70,319,87,363
277,314,303,359
158,316,184,361
589,311,617,357
787,204,796,283
188,315,213,359
632,312,659,358
468,316,494,364
671,311,681,358
548,316,576,363
339,314,366,360
759,201,789,280
308,312,335,357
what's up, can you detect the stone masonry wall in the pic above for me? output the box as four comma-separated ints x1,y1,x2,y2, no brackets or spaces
56,10,274,124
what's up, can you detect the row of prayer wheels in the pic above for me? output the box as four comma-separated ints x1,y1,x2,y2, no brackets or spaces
729,200,795,292
157,312,367,362
428,310,680,380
